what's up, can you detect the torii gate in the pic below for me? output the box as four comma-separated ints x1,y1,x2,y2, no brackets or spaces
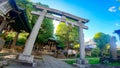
18,5,89,64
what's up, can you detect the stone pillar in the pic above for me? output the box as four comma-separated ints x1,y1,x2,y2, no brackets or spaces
76,22,88,65
79,25,85,60
75,22,89,68
110,36,117,59
18,10,47,63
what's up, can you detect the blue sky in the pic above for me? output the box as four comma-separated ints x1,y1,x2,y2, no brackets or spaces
32,0,120,46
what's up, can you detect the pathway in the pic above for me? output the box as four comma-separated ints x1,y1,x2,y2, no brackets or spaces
4,55,77,68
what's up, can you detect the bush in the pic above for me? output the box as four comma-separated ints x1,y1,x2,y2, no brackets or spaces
117,50,120,56
86,57,99,64
64,58,100,65
64,60,76,64
91,48,100,57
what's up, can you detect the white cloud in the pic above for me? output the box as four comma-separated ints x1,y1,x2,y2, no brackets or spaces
115,23,120,27
108,6,117,12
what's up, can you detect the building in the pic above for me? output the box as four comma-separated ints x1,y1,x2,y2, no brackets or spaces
85,39,96,56
0,0,31,49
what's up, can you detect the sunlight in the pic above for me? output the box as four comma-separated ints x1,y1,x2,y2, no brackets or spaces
53,20,59,34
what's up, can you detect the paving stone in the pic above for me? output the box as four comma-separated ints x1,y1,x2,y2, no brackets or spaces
4,55,77,68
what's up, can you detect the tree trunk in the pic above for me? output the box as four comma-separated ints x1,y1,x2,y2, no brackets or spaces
11,32,19,48
8,40,13,49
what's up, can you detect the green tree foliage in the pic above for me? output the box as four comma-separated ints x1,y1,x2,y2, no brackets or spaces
16,0,33,23
94,32,110,49
93,32,110,56
56,40,65,49
4,31,16,47
5,31,16,41
91,48,100,57
73,44,80,49
55,22,79,49
17,32,29,45
4,31,28,46
36,18,54,43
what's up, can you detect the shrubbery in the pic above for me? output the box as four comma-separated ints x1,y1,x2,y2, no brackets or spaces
91,48,100,57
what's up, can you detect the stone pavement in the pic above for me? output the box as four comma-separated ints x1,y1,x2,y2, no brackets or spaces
4,55,77,68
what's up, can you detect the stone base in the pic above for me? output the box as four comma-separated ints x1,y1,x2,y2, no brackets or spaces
76,59,88,64
18,54,34,63
73,63,90,68
74,59,89,68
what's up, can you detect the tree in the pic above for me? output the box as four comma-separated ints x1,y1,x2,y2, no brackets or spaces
55,22,79,49
16,0,34,27
36,18,54,43
91,48,100,57
73,44,80,49
17,31,29,45
93,32,110,57
4,31,16,48
16,0,54,46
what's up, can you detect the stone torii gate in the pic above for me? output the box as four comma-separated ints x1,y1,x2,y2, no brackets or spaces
18,5,89,64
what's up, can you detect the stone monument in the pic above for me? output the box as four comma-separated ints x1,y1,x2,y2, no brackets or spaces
109,36,117,59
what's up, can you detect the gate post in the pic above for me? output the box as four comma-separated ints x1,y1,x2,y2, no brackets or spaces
18,10,47,63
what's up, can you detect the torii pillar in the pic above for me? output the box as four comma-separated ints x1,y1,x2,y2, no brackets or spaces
79,23,85,60
18,10,47,63
76,21,88,65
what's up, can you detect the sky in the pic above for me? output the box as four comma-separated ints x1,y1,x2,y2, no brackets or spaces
31,0,120,46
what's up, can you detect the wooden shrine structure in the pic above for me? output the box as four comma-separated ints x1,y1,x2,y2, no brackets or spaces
0,0,31,33
0,0,31,50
